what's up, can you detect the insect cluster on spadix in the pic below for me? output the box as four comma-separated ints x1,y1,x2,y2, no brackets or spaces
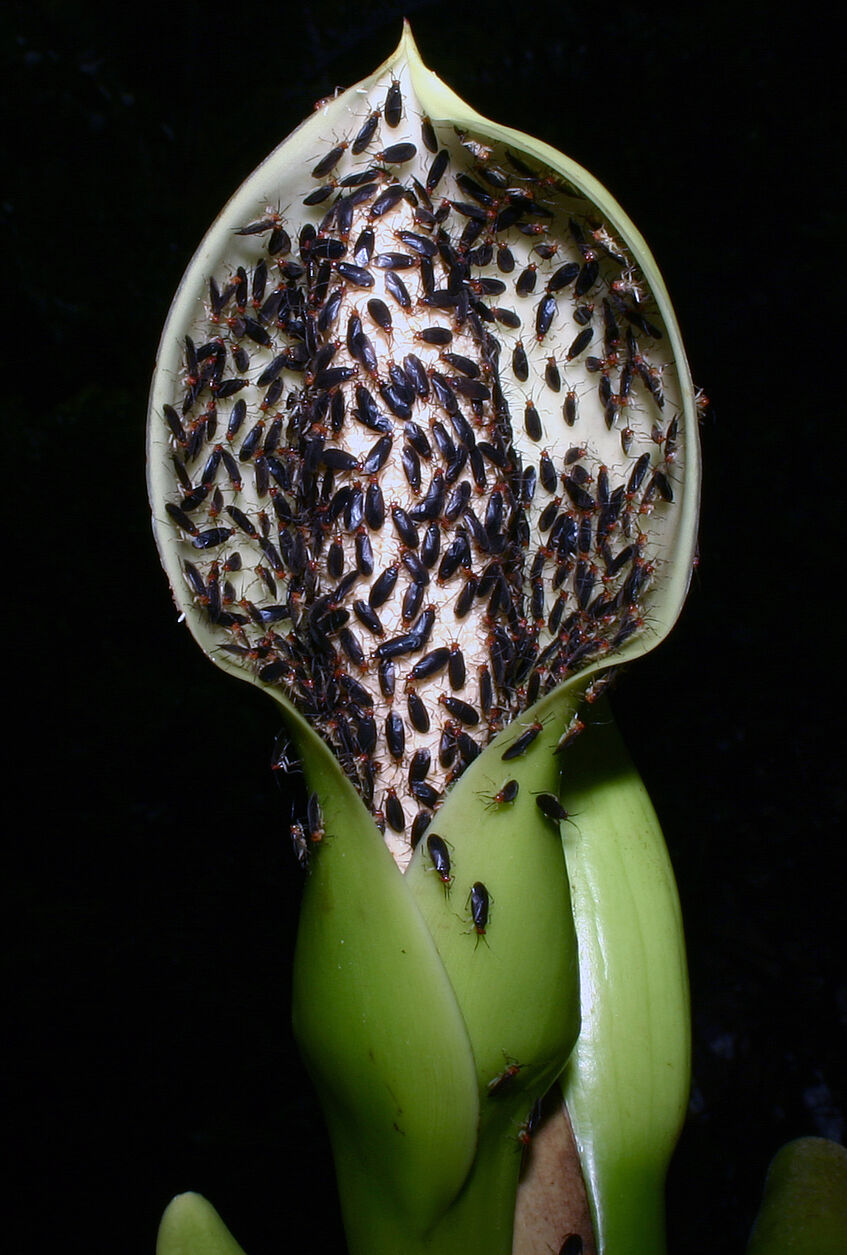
150,61,686,868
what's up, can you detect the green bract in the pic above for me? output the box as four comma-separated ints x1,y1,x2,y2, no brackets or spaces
149,22,700,1255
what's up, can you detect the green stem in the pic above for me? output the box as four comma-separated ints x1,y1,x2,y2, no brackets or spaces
559,701,690,1255
331,1119,521,1255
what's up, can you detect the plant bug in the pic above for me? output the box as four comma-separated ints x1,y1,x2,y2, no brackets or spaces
290,820,310,870
534,793,573,824
555,718,586,754
271,733,301,776
306,792,327,845
426,833,452,893
468,881,490,944
486,1056,525,1097
517,1096,543,1158
501,720,544,760
480,779,520,808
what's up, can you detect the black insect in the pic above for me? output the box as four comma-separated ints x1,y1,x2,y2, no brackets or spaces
524,400,542,441
373,250,416,270
410,646,450,681
517,1097,543,1153
351,110,380,155
336,262,374,288
402,582,423,629
384,787,405,834
425,148,450,193
385,710,405,759
516,263,538,296
369,563,398,608
165,503,199,535
362,434,392,475
574,258,599,298
448,644,465,690
391,504,419,548
535,793,572,823
384,77,403,127
378,659,396,698
539,450,557,492
420,115,438,153
384,269,412,309
482,779,519,808
646,468,674,503
567,327,594,361
502,720,544,760
354,227,375,266
407,689,430,733
367,297,392,333
469,881,490,940
440,694,480,726
192,527,234,549
420,520,440,568
627,452,652,496
377,141,416,164
303,183,336,205
536,293,557,339
416,325,452,346
311,141,347,179
486,1059,525,1097
426,834,452,891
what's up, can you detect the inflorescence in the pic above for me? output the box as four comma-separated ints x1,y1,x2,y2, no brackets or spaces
153,67,686,868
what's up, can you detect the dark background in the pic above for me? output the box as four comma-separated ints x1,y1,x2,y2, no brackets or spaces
6,2,844,1253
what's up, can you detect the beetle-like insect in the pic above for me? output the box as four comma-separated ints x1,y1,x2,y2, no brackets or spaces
426,833,452,893
501,720,544,760
468,881,491,944
480,779,519,808
486,1056,525,1097
534,792,572,823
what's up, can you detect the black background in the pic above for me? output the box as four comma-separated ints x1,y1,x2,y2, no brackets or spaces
6,2,844,1253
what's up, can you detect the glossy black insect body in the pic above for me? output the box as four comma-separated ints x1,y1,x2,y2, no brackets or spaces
410,646,450,681
512,340,529,381
384,78,403,127
567,327,593,361
469,881,490,938
483,779,519,807
535,793,571,822
524,400,542,441
440,694,480,726
502,720,544,760
384,269,412,309
426,834,452,891
311,142,347,179
384,787,405,834
369,563,398,608
336,261,374,288
351,110,380,155
535,294,557,339
377,141,416,164
385,710,406,759
407,689,430,733
367,297,392,333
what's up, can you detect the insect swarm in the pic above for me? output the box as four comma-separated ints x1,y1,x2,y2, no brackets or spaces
149,21,700,1255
